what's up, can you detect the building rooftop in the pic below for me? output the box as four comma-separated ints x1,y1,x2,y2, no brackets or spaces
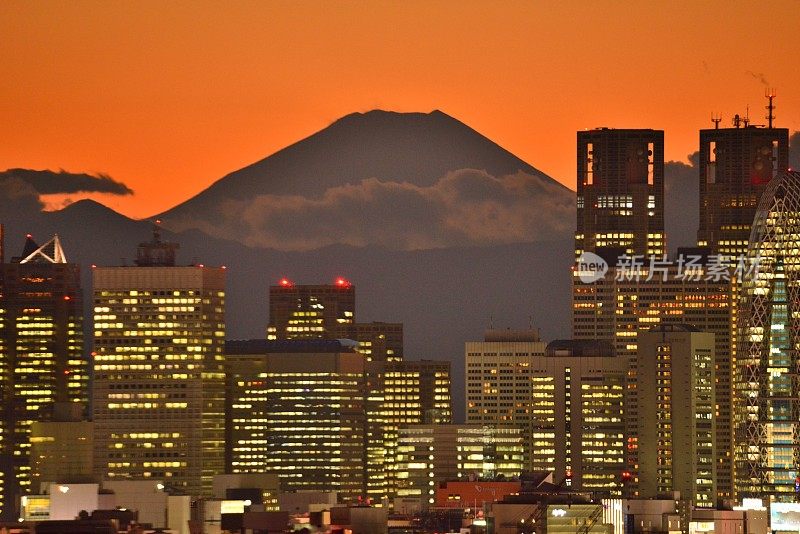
545,339,615,357
225,338,358,355
483,329,541,342
647,324,704,333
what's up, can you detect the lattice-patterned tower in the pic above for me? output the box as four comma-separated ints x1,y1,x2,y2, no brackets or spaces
735,171,800,502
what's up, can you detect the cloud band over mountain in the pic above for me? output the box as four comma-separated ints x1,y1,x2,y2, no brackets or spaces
0,168,133,195
164,170,576,251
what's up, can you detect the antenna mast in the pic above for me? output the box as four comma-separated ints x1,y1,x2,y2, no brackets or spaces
766,89,776,128
711,113,722,129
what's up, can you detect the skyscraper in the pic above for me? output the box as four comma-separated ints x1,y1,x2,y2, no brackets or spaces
636,325,716,507
697,109,789,263
267,279,403,361
735,171,800,502
267,278,355,339
572,265,737,500
575,128,665,258
0,234,86,521
395,425,525,506
465,333,626,495
92,228,225,496
370,359,452,501
225,339,367,501
464,329,547,472
339,322,404,362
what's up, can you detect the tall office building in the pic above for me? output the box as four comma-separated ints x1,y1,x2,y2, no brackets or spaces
371,359,452,500
225,339,367,502
636,326,716,507
267,279,355,339
380,360,452,425
465,329,546,471
0,234,86,521
572,264,737,500
697,105,789,263
575,128,665,258
92,228,226,497
268,279,403,362
735,171,800,503
395,425,525,506
465,333,626,495
29,403,94,491
339,322,403,362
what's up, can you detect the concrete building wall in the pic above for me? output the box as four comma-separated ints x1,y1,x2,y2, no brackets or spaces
92,266,226,497
102,480,167,528
637,327,716,507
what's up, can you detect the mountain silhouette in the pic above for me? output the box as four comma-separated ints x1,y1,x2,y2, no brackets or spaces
0,110,577,420
156,110,575,250
161,109,564,210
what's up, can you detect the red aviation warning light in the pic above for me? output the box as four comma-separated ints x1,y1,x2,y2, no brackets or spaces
279,278,293,287
335,277,351,287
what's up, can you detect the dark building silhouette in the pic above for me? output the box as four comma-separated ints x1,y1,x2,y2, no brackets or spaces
267,279,403,362
576,128,665,258
338,321,403,362
0,232,86,521
697,111,789,262
267,279,355,340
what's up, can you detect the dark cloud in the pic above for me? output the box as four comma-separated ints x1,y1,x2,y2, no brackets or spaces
790,131,800,171
0,176,45,222
664,152,700,254
166,170,576,251
0,168,133,195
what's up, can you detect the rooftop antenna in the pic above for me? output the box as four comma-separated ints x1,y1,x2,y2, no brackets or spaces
489,313,494,330
743,106,750,127
766,89,776,128
733,114,741,129
153,218,162,243
711,113,722,129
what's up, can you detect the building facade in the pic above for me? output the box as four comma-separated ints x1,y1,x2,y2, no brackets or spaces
395,425,525,506
370,359,452,501
697,121,789,263
225,339,368,502
576,128,665,258
636,325,716,507
30,413,94,491
735,171,800,502
338,321,403,362
92,230,226,497
267,279,355,340
0,234,86,521
572,264,737,500
465,333,626,495
268,280,403,361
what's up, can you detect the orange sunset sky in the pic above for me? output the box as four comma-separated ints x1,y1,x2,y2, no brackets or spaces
2,1,799,219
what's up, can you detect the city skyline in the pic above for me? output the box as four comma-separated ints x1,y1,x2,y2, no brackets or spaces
2,2,800,218
3,3,800,530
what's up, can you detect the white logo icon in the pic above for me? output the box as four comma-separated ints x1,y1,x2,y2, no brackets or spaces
576,252,608,283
